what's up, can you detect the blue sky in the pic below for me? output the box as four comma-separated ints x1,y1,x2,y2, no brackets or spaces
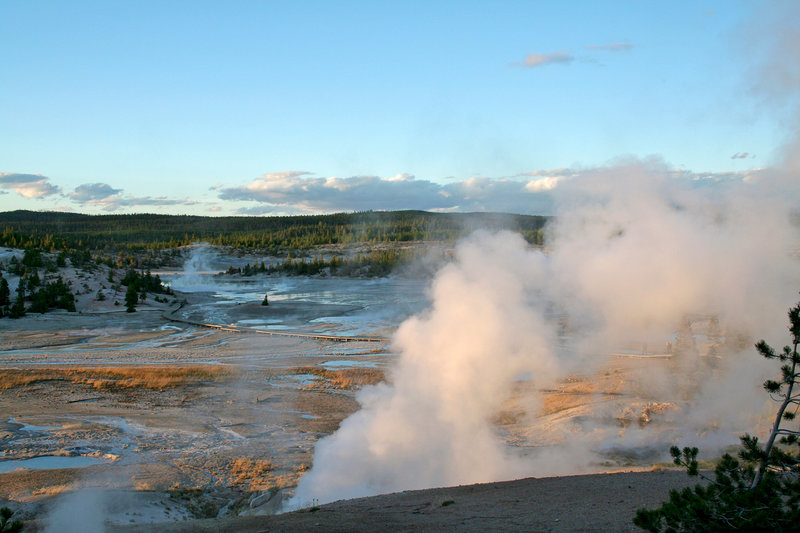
0,1,794,215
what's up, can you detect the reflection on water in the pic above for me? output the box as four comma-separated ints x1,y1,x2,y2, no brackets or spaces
0,455,107,473
319,360,378,369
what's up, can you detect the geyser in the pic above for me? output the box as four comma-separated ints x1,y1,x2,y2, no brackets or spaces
171,242,218,290
289,161,799,509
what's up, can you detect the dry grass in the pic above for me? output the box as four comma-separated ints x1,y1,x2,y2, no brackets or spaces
32,484,72,496
540,376,597,415
226,457,307,492
541,392,592,415
0,365,236,391
228,457,276,491
291,366,386,391
539,372,632,416
492,410,523,425
271,472,299,489
619,401,678,428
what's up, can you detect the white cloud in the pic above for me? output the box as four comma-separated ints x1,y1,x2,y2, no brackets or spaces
0,172,61,198
220,172,451,212
69,182,197,211
519,168,575,178
525,177,561,192
70,183,122,202
515,51,575,68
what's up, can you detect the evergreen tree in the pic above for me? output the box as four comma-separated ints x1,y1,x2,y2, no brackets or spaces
28,291,49,314
125,284,138,312
0,506,22,533
635,300,800,532
21,248,42,268
8,256,22,276
0,277,9,307
26,270,40,290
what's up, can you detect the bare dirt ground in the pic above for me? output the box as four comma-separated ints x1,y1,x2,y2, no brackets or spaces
107,470,698,533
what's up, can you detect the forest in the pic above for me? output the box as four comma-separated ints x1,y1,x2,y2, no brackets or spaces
223,248,440,278
0,210,547,252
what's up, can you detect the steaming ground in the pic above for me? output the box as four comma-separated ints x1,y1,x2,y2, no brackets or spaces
290,164,800,507
1,164,798,528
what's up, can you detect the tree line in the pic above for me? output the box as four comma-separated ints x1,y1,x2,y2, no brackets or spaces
0,274,75,318
0,210,547,253
223,249,428,278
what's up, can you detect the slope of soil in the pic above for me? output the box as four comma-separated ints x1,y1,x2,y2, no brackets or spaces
109,470,697,533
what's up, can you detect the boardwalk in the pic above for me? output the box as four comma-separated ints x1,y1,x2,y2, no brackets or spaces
163,304,388,343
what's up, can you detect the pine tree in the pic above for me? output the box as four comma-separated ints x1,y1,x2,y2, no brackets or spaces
0,506,22,533
9,292,25,319
0,277,9,307
125,284,138,313
635,300,800,532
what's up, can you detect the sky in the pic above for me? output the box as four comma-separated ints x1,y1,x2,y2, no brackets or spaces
0,0,795,216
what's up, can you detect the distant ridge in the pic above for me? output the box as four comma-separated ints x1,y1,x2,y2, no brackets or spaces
0,210,548,251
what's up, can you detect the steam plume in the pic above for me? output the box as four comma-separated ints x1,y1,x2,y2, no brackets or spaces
289,160,799,508
171,242,218,290
290,4,800,505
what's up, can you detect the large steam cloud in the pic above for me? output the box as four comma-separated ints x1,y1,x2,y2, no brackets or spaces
291,231,558,504
289,159,799,508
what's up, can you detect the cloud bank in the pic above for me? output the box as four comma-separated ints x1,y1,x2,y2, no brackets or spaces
217,166,760,216
0,173,198,212
0,165,769,217
220,172,448,212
